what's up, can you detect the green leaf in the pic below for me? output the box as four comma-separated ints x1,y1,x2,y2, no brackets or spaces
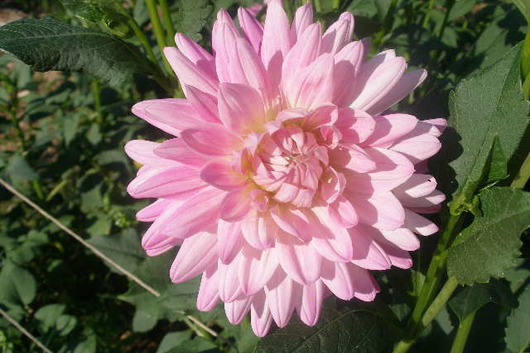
448,281,516,322
157,331,217,353
34,304,77,336
0,17,158,86
446,44,529,214
0,263,37,306
173,0,213,41
59,0,132,37
254,302,396,353
6,155,38,182
447,187,530,284
505,286,530,353
87,229,145,273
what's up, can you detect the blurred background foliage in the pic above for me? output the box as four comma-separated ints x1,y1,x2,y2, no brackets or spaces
0,0,528,352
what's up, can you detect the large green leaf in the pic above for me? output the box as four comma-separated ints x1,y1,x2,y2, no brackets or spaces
253,302,396,353
443,44,529,213
173,0,213,41
0,263,37,306
505,286,530,353
447,187,530,284
448,281,516,322
0,17,158,86
59,0,132,37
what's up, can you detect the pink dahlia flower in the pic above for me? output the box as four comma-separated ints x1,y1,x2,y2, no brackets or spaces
125,0,446,336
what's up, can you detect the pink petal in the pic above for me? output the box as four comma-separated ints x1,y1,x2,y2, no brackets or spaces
217,220,244,264
393,174,437,199
349,226,393,270
238,7,263,53
321,12,354,54
329,145,377,173
197,269,220,311
164,47,218,96
404,209,439,236
271,206,314,242
333,41,366,106
241,211,278,250
218,83,266,133
277,241,323,285
131,99,201,137
379,228,420,251
265,270,298,328
186,86,220,123
349,57,407,111
175,33,216,79
351,265,379,301
282,53,334,110
154,138,211,168
225,297,252,324
363,114,418,148
218,257,244,302
239,247,278,295
136,199,172,222
400,190,446,209
220,188,252,222
322,262,355,300
367,69,427,115
390,133,442,164
181,124,243,156
261,0,291,71
159,187,225,238
125,140,166,166
348,191,405,230
200,161,247,190
335,108,375,144
127,166,203,199
291,3,313,41
251,291,273,337
282,23,322,76
170,232,217,282
297,281,324,326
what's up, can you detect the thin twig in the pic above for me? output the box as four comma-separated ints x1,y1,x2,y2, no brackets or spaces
0,308,54,353
0,178,160,297
186,315,218,337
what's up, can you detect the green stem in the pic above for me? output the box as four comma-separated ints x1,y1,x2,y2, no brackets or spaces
422,0,436,29
146,0,174,76
409,213,461,328
449,311,476,353
313,0,323,13
393,277,459,353
511,153,530,189
373,0,399,47
438,0,455,40
91,79,102,125
332,0,340,11
127,17,159,66
158,0,176,47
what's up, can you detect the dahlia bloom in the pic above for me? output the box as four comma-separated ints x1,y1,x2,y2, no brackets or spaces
125,0,445,336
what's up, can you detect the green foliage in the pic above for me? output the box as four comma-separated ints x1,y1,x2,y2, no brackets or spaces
447,187,530,284
0,17,159,86
505,286,530,353
254,302,396,353
445,44,529,214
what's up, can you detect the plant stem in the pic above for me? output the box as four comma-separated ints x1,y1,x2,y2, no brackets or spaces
127,17,159,66
313,0,323,13
333,0,340,11
438,0,455,40
422,0,436,29
409,213,461,328
146,0,174,76
393,277,459,353
511,153,530,189
158,0,176,47
91,79,103,125
449,311,476,353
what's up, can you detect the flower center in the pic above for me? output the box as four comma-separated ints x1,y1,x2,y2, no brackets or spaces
252,125,329,208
